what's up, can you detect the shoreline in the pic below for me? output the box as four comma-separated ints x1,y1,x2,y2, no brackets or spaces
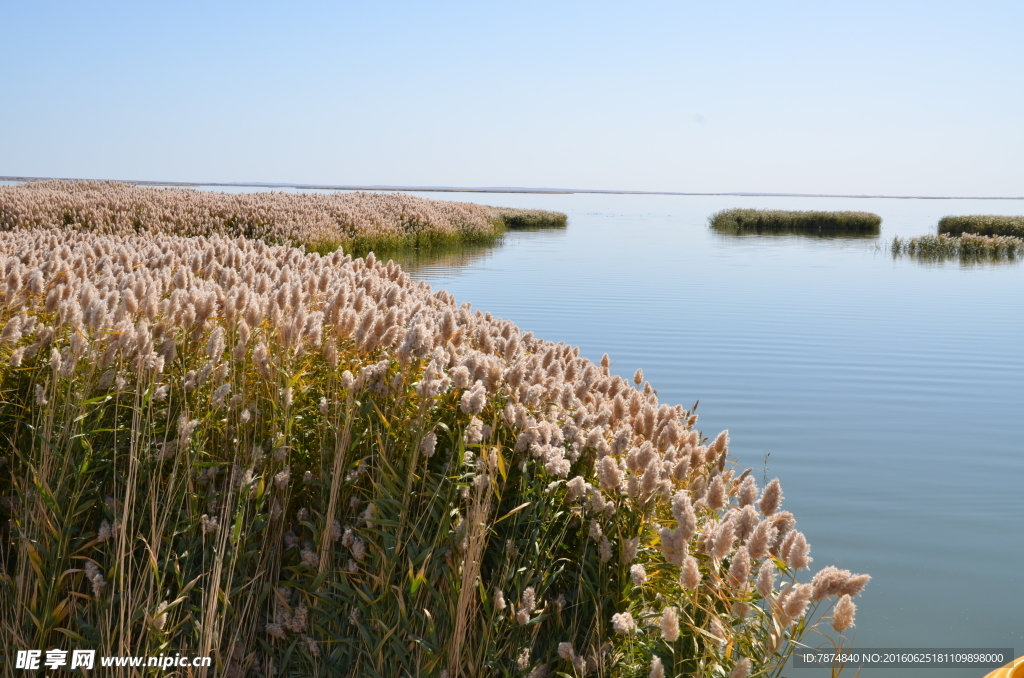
3,175,1024,200
0,180,567,256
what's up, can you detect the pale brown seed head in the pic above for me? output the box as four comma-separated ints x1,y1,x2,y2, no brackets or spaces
756,560,776,598
759,478,783,516
681,555,702,590
831,594,857,633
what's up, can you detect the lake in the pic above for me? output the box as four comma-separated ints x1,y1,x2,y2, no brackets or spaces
388,191,1023,677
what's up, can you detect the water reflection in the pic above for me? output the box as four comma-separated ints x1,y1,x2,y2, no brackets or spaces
374,223,568,280
378,243,497,275
892,250,1021,266
710,222,881,239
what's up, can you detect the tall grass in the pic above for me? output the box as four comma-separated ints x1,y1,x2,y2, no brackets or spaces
0,181,567,256
710,209,881,237
0,228,867,678
938,215,1024,239
891,233,1023,263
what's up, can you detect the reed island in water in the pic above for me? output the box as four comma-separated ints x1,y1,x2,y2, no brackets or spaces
0,182,866,678
891,232,1024,263
938,214,1024,238
890,214,1024,264
709,208,882,237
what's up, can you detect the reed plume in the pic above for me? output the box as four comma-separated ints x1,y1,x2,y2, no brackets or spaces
831,595,857,633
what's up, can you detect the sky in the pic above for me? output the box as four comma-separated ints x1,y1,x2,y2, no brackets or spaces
1,0,1022,196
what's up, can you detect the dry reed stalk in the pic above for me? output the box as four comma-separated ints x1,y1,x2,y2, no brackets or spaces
318,395,355,573
448,471,494,677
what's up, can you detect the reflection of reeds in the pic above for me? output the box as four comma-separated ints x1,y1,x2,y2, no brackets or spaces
0,226,865,677
383,243,496,275
891,233,1023,264
710,209,881,237
0,180,566,255
939,215,1024,238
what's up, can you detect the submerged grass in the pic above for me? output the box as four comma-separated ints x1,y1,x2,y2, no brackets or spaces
0,226,866,675
890,233,1024,264
938,215,1024,239
0,181,567,256
710,209,881,237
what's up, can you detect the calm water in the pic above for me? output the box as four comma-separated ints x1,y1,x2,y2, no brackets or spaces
391,192,1024,677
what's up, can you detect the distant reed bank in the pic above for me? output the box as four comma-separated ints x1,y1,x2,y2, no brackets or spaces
0,180,566,255
891,233,1024,263
938,215,1024,239
710,208,882,236
0,224,867,677
489,206,568,230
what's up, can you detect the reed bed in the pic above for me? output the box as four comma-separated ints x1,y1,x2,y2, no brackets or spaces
0,227,867,678
891,233,1024,263
0,181,567,255
488,208,568,231
710,209,881,237
938,215,1024,239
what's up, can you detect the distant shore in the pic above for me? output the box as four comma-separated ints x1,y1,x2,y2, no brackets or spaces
3,176,1024,200
0,179,567,255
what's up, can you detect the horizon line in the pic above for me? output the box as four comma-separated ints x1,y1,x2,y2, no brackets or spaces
3,175,1023,201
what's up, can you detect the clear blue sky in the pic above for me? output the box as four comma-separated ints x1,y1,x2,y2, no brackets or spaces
2,1,1021,195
